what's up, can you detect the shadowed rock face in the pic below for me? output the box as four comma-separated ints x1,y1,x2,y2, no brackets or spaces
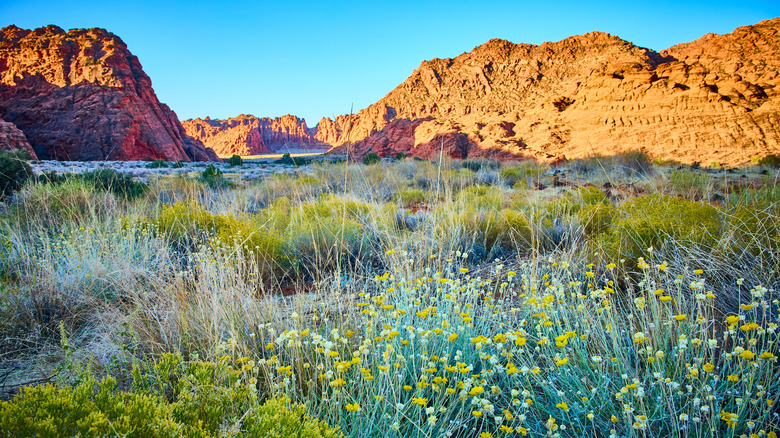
181,114,329,157
0,25,217,162
320,18,780,164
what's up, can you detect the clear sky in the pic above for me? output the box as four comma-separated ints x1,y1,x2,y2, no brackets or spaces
2,1,779,126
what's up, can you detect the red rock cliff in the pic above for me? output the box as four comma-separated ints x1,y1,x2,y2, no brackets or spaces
0,25,217,161
181,114,328,157
0,117,35,158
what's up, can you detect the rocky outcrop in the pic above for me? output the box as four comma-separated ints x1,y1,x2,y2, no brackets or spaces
181,114,329,157
0,117,36,158
317,18,780,165
0,25,217,162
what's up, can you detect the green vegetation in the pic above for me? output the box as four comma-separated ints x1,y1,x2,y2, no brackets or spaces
0,353,342,437
229,154,243,167
362,152,380,165
1,157,779,437
0,149,32,200
147,160,169,168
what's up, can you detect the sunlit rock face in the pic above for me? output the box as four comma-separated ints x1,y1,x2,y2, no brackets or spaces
0,25,217,161
322,18,780,165
182,114,329,157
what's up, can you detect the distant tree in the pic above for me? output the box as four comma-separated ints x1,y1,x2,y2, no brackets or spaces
363,153,381,165
454,133,471,160
229,154,243,167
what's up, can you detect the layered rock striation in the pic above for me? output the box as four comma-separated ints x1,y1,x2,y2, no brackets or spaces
321,18,780,165
0,25,217,162
181,114,328,157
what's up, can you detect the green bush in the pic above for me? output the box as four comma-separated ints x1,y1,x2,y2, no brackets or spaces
201,164,232,188
12,178,111,227
615,149,653,175
499,166,544,187
155,200,228,248
0,354,342,437
214,214,291,278
395,152,406,160
670,169,709,199
595,194,721,263
362,152,380,165
456,185,503,211
575,202,615,235
229,154,243,167
147,160,169,168
0,149,32,200
81,168,148,200
461,159,499,173
276,153,311,166
396,188,427,206
751,154,780,168
172,161,185,169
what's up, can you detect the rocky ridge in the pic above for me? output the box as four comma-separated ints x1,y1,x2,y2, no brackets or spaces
0,25,217,162
317,18,780,165
0,117,35,158
181,114,328,157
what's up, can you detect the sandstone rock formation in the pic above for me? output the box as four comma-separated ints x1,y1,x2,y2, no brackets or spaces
0,25,217,162
182,114,329,157
0,117,36,158
321,18,780,165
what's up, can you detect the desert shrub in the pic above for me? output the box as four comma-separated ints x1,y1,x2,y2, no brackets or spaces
670,169,710,199
214,215,291,278
729,183,780,207
33,170,71,185
726,203,780,257
362,152,380,165
396,188,427,206
575,185,609,205
615,149,654,175
0,353,342,437
395,152,406,160
11,178,115,227
276,153,312,166
455,185,503,211
0,149,32,200
595,194,721,263
432,204,532,260
229,154,243,166
154,200,228,248
172,161,185,169
575,202,615,235
200,164,231,188
751,154,780,168
499,162,546,187
460,158,499,173
147,160,169,168
81,168,148,200
284,195,381,275
286,215,369,276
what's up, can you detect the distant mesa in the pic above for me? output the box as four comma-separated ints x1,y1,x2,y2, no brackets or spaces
181,114,329,157
0,24,217,161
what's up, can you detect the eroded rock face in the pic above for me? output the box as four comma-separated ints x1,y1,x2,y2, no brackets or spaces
317,18,780,165
0,117,35,158
181,114,329,157
0,25,217,162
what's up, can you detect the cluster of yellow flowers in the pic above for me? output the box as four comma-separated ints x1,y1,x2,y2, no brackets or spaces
227,256,778,437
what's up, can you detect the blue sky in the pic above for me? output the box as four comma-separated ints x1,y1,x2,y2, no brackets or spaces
2,1,779,126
